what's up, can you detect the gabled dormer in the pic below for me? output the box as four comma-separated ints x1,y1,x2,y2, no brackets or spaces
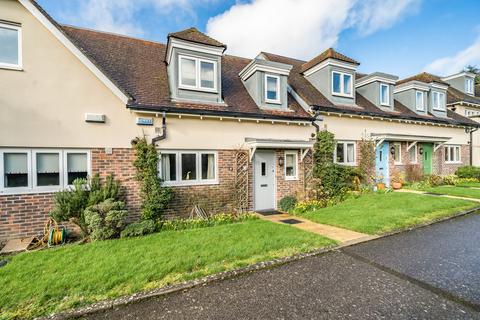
442,72,476,96
239,55,292,110
395,73,448,118
301,48,359,106
165,28,226,104
356,72,398,111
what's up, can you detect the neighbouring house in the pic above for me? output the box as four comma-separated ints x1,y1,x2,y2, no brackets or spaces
0,0,477,241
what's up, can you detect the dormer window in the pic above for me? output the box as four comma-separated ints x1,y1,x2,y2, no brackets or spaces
416,90,425,111
178,55,217,92
379,83,390,106
265,74,280,104
0,22,22,70
332,71,352,97
432,91,445,111
466,78,474,94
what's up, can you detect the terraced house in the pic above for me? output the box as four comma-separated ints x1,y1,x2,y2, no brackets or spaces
0,0,478,240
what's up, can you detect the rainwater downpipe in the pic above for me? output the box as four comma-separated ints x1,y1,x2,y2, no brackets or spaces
152,112,167,144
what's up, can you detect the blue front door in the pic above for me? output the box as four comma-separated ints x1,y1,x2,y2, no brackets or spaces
376,142,390,186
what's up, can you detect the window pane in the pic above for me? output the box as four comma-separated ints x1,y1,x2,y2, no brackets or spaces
449,147,454,162
343,74,352,95
181,153,197,181
332,72,341,93
161,154,176,181
266,76,278,101
444,147,449,161
394,144,400,162
380,85,388,104
200,61,215,88
0,26,19,65
346,143,355,163
336,143,344,163
36,153,60,186
67,153,88,184
409,147,417,163
201,153,215,180
416,91,423,110
4,153,28,188
455,147,460,162
261,162,266,176
180,58,196,87
285,154,295,177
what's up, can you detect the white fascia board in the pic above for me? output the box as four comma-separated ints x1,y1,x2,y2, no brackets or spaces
394,81,430,94
239,63,290,81
303,58,357,77
441,72,476,82
19,0,130,104
430,82,449,91
166,38,224,65
356,76,397,88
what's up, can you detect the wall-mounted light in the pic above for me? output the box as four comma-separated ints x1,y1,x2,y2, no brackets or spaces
278,156,284,167
419,147,424,155
390,146,396,155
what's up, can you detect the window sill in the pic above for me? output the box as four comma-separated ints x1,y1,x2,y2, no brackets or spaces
335,162,356,166
445,161,462,164
332,92,354,98
394,162,403,165
162,180,219,187
265,99,281,105
0,187,62,196
0,64,23,71
285,176,299,181
178,85,218,94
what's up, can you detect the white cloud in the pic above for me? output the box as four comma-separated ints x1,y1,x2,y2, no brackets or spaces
206,0,420,59
424,37,480,75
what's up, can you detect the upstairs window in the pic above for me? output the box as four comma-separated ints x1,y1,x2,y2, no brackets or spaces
416,90,425,111
178,55,217,92
380,83,390,106
265,74,280,104
432,91,445,111
466,78,474,94
334,141,355,165
444,145,461,163
0,22,22,70
332,71,352,97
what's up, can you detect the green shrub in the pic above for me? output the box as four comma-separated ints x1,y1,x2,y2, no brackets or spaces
456,166,480,180
120,220,156,238
405,164,424,182
442,175,458,185
87,174,120,206
279,196,297,212
84,199,128,241
426,174,444,186
160,213,257,232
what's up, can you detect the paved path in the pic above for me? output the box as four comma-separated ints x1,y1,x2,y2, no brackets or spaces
256,211,376,244
398,188,480,202
85,213,480,320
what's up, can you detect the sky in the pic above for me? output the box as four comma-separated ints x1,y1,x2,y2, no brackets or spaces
36,0,480,78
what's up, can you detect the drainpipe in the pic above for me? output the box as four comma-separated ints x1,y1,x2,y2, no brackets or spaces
469,127,478,166
311,110,323,134
152,112,167,144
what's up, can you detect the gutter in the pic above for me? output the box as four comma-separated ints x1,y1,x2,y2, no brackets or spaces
311,109,323,133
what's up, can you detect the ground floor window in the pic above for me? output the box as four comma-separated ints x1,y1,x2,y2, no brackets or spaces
159,150,218,186
334,141,355,165
0,149,90,194
444,145,461,163
284,151,298,180
393,143,402,165
408,144,417,164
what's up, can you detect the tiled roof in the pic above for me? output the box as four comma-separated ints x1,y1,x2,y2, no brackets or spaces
447,86,480,106
397,72,449,86
301,48,360,73
168,27,226,48
61,26,312,121
476,84,480,97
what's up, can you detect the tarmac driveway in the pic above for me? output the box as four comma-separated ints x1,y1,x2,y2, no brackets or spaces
85,213,480,320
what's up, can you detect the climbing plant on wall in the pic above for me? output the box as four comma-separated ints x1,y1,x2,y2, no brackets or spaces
358,137,376,185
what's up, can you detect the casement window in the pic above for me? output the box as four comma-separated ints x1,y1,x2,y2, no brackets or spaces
159,150,218,186
444,145,461,163
284,151,298,180
332,71,352,97
265,74,281,104
466,78,474,94
334,141,355,165
380,83,390,106
416,90,425,111
432,91,445,111
0,22,22,70
393,143,402,165
409,144,417,164
0,149,90,194
178,55,217,92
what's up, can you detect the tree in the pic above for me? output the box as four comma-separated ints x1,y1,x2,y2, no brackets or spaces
464,65,480,85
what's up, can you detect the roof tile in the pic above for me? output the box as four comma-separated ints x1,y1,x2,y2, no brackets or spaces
168,27,226,48
301,48,359,73
397,72,449,86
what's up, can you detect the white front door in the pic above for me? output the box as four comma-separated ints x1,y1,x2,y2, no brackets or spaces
254,150,276,211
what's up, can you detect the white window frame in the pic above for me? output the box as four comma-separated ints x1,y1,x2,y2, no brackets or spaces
284,151,298,180
466,78,474,94
178,55,218,93
331,71,353,97
0,22,22,70
334,141,356,166
159,150,219,186
393,143,402,165
432,91,445,111
444,145,461,164
415,90,425,111
63,150,92,187
379,83,390,106
33,149,64,192
0,149,32,193
264,74,281,104
409,144,417,164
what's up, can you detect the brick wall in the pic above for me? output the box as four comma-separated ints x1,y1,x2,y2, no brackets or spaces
275,149,308,206
433,145,470,175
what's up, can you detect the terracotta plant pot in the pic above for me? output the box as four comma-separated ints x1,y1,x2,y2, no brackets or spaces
377,183,386,190
392,182,402,190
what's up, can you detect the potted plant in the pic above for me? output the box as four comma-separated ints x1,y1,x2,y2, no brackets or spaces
375,175,386,190
391,171,405,190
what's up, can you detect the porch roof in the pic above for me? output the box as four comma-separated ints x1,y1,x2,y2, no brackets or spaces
370,133,451,144
245,138,314,149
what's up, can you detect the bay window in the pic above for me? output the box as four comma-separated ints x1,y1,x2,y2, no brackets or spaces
0,22,22,70
444,146,461,163
159,150,218,186
335,141,355,165
284,151,298,180
179,55,217,92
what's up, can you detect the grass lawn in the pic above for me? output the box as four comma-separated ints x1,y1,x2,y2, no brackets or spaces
294,192,478,235
411,185,480,199
0,219,334,319
454,181,480,188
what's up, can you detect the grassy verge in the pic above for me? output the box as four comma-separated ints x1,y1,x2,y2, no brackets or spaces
409,185,480,199
454,181,480,188
294,192,477,235
0,219,334,319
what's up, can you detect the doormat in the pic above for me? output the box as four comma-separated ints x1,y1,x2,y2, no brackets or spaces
256,210,282,216
280,219,303,225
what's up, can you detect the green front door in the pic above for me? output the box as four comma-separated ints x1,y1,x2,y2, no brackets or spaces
422,143,433,174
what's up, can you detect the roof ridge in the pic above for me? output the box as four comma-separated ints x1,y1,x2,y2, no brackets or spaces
301,47,359,73
168,27,226,48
